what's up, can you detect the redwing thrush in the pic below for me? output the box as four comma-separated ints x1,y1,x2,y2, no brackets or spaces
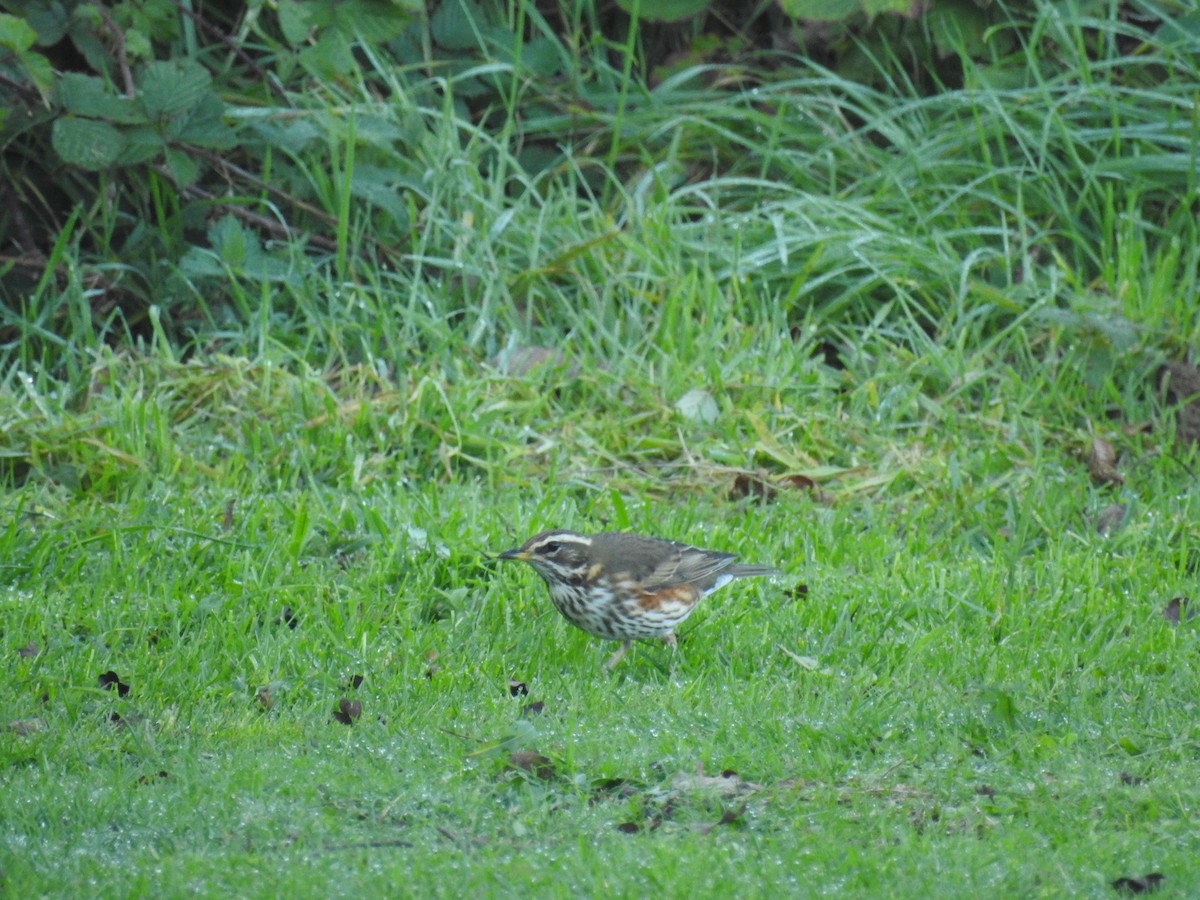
496,530,778,671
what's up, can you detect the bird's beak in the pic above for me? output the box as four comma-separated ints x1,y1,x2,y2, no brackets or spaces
495,547,529,561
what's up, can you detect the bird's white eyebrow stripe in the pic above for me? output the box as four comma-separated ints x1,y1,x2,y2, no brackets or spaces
527,531,592,550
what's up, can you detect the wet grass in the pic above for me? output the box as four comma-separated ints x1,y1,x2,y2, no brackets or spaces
4,1,1200,894
2,334,1198,897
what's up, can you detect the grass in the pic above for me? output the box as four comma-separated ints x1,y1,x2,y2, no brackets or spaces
3,338,1197,896
4,1,1200,896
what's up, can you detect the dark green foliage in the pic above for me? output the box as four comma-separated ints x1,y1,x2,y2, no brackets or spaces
1,0,1199,383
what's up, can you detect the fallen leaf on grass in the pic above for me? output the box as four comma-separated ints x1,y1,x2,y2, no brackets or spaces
780,473,817,491
617,809,667,833
730,472,776,502
508,679,528,697
489,346,575,378
9,718,47,735
1121,421,1152,437
137,770,169,785
783,583,809,602
1119,772,1147,786
1111,872,1164,894
729,470,824,504
17,642,40,660
1161,597,1197,626
332,698,362,725
1160,360,1200,444
345,674,365,690
255,689,274,711
779,645,824,671
670,767,759,798
1096,503,1127,536
590,778,641,803
98,671,130,697
505,751,555,780
675,388,719,423
521,701,545,718
698,803,746,835
1088,437,1124,485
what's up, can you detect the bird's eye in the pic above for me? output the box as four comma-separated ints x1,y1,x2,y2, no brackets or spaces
542,541,562,554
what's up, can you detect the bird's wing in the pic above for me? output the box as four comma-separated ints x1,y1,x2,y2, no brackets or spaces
640,545,739,592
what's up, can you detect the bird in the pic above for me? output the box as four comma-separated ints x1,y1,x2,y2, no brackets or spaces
495,529,778,671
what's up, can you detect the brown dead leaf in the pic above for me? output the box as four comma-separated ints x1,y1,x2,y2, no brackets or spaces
808,338,847,370
1096,503,1127,536
783,583,809,603
729,472,776,502
657,797,681,821
255,688,275,711
521,700,545,718
506,751,555,780
590,777,641,803
779,474,816,491
1161,597,1197,626
730,470,827,504
1087,437,1124,485
9,718,47,735
98,670,130,697
616,812,663,832
1111,872,1164,894
698,803,746,834
17,641,40,660
1160,360,1200,444
332,697,362,725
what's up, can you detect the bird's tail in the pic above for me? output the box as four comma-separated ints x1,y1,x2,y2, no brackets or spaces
730,564,780,578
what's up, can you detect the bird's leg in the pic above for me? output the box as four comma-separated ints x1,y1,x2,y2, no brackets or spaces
662,632,678,671
602,640,633,673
